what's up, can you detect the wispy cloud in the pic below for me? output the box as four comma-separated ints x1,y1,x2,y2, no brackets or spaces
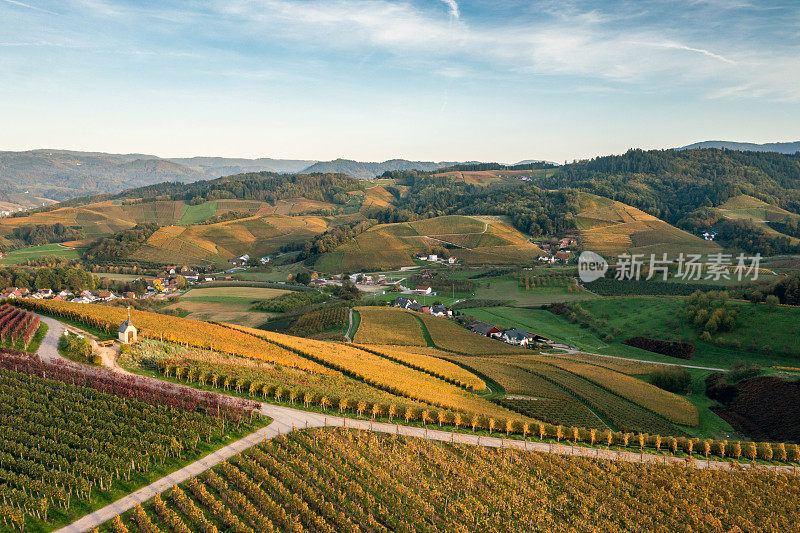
1,0,58,15
440,0,459,18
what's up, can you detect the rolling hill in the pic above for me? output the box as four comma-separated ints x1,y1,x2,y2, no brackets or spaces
314,214,543,272
574,193,720,256
679,140,800,154
714,195,800,244
301,158,458,179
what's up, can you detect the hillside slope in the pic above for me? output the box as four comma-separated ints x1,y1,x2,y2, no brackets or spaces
575,193,720,256
680,140,800,154
302,158,457,179
315,214,543,271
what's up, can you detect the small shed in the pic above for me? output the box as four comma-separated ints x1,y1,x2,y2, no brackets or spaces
117,308,137,344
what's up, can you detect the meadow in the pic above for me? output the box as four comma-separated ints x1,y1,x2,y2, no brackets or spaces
0,243,85,265
102,428,800,533
163,285,290,327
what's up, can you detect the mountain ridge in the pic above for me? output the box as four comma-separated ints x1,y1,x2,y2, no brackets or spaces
679,140,800,154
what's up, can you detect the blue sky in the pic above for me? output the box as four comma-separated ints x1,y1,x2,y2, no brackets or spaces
1,0,799,162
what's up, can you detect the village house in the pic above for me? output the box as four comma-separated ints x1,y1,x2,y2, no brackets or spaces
430,304,452,317
414,285,432,295
448,256,456,264
468,321,502,338
501,328,531,346
393,297,418,309
555,251,570,262
33,288,53,299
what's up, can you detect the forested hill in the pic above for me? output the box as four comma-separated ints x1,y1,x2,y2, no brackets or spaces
114,171,365,204
301,158,458,179
542,148,800,225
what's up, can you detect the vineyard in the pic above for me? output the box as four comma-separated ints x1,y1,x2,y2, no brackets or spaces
287,305,348,338
539,358,699,426
516,361,685,436
415,314,528,355
224,324,520,422
0,348,260,531
12,299,330,373
355,344,487,391
0,303,40,351
104,428,800,532
353,307,428,346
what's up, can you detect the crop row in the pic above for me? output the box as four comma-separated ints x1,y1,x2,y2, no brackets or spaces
353,307,428,346
105,428,800,533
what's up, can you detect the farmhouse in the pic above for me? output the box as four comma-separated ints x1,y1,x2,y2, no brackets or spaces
33,288,53,299
430,304,452,317
469,321,501,338
414,285,432,295
501,328,530,346
555,251,570,262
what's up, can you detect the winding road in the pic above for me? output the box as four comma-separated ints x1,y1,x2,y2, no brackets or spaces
35,316,794,533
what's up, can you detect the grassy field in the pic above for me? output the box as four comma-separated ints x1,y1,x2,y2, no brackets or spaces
178,201,219,225
0,243,85,264
466,297,800,369
163,286,289,327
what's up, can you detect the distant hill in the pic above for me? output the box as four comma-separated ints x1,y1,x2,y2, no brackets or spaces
679,141,800,154
169,156,315,176
300,159,459,180
0,150,318,201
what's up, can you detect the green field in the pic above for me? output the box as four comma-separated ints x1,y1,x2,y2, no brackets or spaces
466,297,800,369
473,276,597,306
178,201,219,225
0,243,85,265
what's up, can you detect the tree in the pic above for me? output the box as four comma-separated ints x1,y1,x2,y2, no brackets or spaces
765,294,780,310
295,271,311,285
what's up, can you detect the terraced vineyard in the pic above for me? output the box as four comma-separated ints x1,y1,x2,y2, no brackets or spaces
353,307,427,346
0,348,259,531
106,428,800,533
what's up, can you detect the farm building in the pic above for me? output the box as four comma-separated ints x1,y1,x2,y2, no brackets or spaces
414,285,432,295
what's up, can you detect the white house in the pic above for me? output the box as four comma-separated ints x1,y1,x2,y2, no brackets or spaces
427,254,438,262
448,257,456,264
414,285,432,295
501,328,530,346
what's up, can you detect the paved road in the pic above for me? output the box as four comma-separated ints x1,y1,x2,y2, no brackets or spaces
344,307,354,342
40,316,793,532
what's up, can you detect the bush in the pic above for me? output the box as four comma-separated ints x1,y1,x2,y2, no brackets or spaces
650,367,692,393
727,360,762,383
623,337,695,360
59,332,92,361
705,373,738,404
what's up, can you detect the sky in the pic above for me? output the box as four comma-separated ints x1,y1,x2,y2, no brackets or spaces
1,0,799,163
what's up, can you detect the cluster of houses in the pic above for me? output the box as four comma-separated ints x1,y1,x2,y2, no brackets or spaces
468,320,551,348
228,254,271,267
392,297,453,317
535,237,577,264
1,287,132,302
414,254,457,264
309,272,403,289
